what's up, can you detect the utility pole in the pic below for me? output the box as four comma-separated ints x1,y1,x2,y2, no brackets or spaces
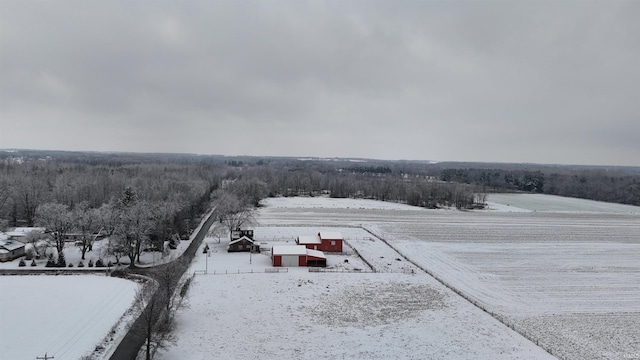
204,244,210,274
36,354,54,360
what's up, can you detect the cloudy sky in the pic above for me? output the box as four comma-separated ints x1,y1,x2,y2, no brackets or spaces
1,1,638,166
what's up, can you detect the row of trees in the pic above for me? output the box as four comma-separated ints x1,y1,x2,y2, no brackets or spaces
2,151,638,240
0,159,218,230
439,167,640,205
127,259,193,360
0,153,227,268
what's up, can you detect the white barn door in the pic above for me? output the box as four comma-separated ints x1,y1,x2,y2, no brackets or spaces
281,255,299,267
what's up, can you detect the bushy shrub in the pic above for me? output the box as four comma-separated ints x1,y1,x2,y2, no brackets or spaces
68,263,73,268
95,258,105,267
88,259,94,267
30,259,37,267
78,261,84,268
18,259,26,267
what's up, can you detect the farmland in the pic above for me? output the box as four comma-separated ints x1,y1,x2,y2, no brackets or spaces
0,275,138,360
158,194,640,359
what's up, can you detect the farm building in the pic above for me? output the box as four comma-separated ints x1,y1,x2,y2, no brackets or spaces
228,236,260,253
319,232,343,252
5,227,45,242
0,238,26,262
306,249,327,267
231,228,254,241
271,245,326,267
296,235,321,250
296,232,343,252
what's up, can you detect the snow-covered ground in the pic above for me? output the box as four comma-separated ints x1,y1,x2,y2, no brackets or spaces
486,193,640,214
158,238,553,360
0,275,138,360
0,209,213,359
263,196,426,211
0,209,214,271
158,193,640,359
4,195,637,359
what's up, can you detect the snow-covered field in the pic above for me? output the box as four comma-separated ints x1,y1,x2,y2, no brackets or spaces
486,193,640,214
4,195,635,359
158,240,553,360
0,210,211,360
158,194,640,359
0,275,138,360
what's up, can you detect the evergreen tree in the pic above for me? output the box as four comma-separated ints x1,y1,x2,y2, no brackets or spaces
56,251,66,268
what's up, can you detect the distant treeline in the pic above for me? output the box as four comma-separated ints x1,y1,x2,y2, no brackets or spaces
439,168,640,206
1,150,638,235
0,152,222,236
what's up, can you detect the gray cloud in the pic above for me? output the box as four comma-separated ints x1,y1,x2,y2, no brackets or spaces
1,0,639,165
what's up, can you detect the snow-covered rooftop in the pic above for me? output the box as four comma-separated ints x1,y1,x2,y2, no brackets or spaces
306,249,326,259
229,236,255,245
272,245,308,256
319,231,343,240
297,235,321,244
6,227,46,237
0,239,25,251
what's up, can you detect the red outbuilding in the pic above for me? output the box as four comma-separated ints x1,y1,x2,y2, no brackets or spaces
271,245,327,267
295,232,343,252
318,231,343,252
296,235,322,250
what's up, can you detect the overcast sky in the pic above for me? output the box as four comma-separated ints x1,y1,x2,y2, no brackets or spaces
1,1,639,166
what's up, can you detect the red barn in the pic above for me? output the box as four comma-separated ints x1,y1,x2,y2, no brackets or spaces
272,245,308,267
296,232,343,252
318,231,343,252
271,245,327,267
296,235,321,250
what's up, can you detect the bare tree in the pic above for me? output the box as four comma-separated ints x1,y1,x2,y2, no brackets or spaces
151,197,184,255
111,188,156,268
213,192,257,235
73,201,102,260
226,178,269,206
131,281,175,360
97,200,119,237
132,260,192,360
16,177,48,226
207,221,228,244
35,202,73,254
0,177,11,216
152,258,187,314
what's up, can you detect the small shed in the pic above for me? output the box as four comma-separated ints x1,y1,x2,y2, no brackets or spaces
271,245,327,267
272,245,308,267
318,231,343,252
0,238,26,262
228,236,260,253
306,249,327,267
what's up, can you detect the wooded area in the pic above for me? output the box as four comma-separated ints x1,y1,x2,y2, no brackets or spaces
1,150,638,267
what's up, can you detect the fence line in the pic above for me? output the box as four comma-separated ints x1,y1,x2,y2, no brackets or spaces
253,236,375,243
193,268,289,276
309,267,373,273
341,238,376,272
360,225,559,359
